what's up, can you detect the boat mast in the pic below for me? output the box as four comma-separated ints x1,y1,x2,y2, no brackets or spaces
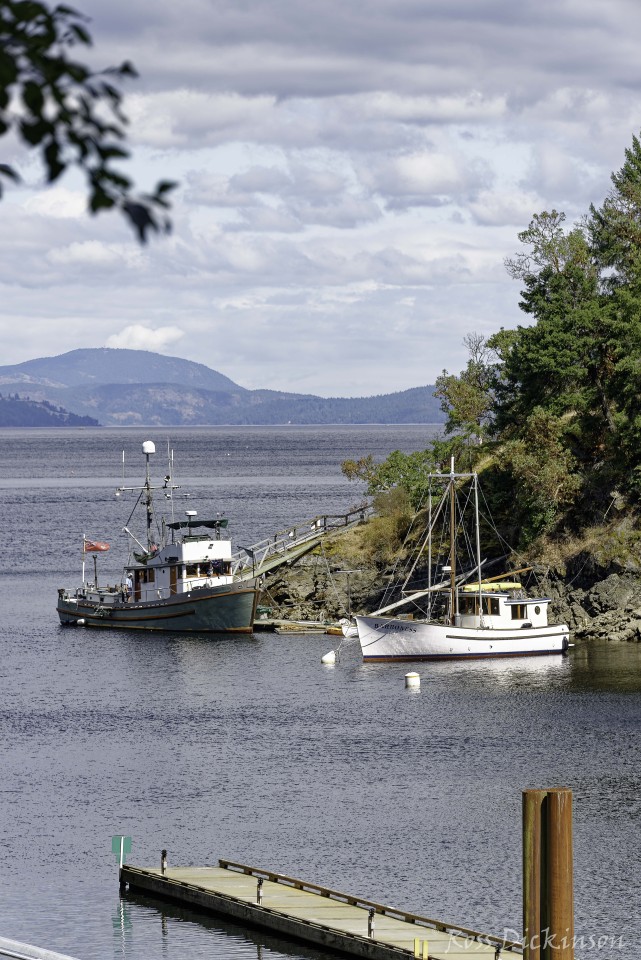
142,440,156,550
427,476,432,620
474,472,483,624
449,457,456,625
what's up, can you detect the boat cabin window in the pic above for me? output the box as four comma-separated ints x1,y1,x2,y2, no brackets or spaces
184,561,231,579
459,596,500,616
136,568,155,584
202,560,230,577
510,603,528,620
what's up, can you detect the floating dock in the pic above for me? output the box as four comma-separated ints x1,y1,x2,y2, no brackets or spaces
121,858,522,959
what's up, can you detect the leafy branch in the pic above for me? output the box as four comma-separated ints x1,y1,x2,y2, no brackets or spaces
0,0,176,241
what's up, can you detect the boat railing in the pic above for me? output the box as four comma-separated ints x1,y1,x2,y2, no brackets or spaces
231,504,371,577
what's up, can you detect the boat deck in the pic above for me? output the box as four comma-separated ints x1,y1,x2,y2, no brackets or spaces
122,859,522,959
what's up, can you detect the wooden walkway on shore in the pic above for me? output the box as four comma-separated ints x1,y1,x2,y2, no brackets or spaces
121,859,522,960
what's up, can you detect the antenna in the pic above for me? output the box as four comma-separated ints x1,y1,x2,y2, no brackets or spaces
165,440,177,527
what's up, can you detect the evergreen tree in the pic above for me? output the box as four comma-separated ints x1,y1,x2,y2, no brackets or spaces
589,133,641,286
434,332,496,445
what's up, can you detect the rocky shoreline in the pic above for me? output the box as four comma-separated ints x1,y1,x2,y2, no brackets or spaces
261,541,641,643
539,567,641,643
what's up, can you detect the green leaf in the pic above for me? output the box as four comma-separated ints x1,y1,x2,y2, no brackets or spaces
117,60,139,79
154,180,178,197
97,144,129,161
99,81,122,104
99,169,132,189
23,80,45,115
0,51,19,86
44,138,65,181
69,23,91,45
89,186,115,212
122,200,156,242
54,5,83,16
0,164,21,183
20,117,49,145
66,62,90,83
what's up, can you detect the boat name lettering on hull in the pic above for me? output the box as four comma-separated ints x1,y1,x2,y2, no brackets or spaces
375,622,417,633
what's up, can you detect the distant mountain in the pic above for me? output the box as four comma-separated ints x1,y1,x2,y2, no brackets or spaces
0,393,99,427
0,349,444,426
0,348,241,391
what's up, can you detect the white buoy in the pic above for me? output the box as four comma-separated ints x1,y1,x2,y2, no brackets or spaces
405,671,420,688
321,650,336,664
77,618,86,626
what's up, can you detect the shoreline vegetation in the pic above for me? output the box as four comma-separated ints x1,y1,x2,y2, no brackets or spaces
262,518,641,645
265,133,641,643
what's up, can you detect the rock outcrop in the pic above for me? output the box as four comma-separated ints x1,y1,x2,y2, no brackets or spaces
262,541,641,643
539,569,641,643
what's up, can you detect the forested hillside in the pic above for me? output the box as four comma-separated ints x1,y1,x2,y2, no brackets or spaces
0,394,99,427
344,132,641,557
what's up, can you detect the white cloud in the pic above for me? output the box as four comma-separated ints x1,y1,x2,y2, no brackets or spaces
126,91,279,149
360,148,491,209
23,187,86,219
468,189,546,227
105,325,185,352
359,91,508,125
47,241,136,269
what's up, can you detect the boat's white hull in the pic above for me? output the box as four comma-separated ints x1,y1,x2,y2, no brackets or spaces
355,616,569,661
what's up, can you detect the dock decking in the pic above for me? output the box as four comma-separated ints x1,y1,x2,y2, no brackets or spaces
121,859,522,960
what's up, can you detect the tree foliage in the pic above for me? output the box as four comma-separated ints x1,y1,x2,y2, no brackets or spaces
500,407,581,541
347,132,641,548
0,0,175,240
490,133,641,534
589,133,641,286
341,449,437,508
434,332,497,442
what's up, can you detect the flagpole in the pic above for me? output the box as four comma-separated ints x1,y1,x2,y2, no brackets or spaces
82,534,86,585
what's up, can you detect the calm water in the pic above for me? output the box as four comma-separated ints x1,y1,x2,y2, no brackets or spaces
0,426,638,960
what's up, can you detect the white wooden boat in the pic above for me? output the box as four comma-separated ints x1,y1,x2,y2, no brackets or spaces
350,461,569,662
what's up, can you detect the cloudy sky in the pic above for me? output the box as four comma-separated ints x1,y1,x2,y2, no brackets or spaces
2,0,641,396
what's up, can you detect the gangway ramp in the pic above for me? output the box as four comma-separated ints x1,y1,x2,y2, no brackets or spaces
232,505,370,580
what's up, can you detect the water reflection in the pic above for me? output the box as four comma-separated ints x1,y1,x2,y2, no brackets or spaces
569,640,641,691
122,892,335,960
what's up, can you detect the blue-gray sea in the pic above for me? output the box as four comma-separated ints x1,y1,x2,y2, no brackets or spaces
0,425,638,959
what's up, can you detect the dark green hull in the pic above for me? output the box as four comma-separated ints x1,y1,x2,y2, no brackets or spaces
57,581,259,633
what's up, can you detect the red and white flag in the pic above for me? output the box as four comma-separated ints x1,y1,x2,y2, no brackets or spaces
84,539,110,552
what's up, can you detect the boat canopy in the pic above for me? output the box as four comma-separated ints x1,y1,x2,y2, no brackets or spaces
167,518,229,531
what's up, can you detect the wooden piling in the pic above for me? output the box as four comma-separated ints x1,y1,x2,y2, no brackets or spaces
523,789,546,960
523,788,573,960
546,790,573,959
